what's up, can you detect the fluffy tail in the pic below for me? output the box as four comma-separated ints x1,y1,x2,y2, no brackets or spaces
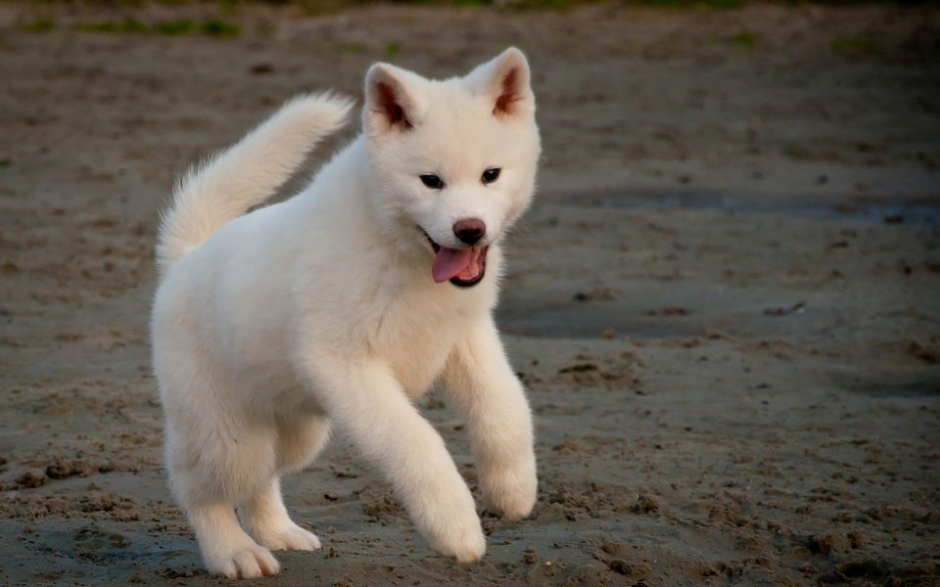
156,93,353,277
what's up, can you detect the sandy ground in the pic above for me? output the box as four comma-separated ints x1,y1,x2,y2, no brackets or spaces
0,2,938,586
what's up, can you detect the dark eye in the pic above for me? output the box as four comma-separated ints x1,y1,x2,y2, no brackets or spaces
481,168,501,184
420,174,444,189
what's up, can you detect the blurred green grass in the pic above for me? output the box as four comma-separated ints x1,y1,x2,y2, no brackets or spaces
17,17,57,33
8,0,930,37
78,18,149,33
830,34,879,55
8,0,926,11
20,15,242,36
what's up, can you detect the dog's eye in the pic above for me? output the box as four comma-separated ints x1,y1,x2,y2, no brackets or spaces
419,175,445,190
481,168,501,185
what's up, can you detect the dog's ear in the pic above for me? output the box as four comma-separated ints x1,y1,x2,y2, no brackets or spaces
364,63,427,135
466,47,535,118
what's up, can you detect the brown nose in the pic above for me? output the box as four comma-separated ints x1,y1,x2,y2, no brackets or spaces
453,218,486,245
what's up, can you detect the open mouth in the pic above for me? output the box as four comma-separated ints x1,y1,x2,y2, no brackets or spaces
421,229,488,287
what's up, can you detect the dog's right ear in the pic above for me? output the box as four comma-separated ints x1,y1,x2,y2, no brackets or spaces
364,64,427,136
465,47,535,120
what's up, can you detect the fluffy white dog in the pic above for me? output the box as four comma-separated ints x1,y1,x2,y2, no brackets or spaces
151,48,540,579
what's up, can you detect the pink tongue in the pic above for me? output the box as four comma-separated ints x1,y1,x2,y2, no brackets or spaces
432,247,474,283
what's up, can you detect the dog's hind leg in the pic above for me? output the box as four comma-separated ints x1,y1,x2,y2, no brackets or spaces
166,420,282,578
158,352,282,578
167,432,283,578
242,477,322,552
274,413,331,474
187,502,280,579
241,416,329,551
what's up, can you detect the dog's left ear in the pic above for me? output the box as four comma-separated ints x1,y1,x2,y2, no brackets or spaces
466,47,535,118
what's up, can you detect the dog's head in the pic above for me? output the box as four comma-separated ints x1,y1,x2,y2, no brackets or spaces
362,48,541,287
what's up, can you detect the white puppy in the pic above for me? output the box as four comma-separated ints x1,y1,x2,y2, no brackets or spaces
151,48,540,579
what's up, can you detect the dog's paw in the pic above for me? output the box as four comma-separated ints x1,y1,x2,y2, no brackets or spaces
206,543,280,579
254,522,322,552
428,519,487,563
482,464,537,520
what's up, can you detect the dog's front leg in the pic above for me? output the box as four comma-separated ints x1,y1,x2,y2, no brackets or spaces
303,356,486,562
441,317,537,520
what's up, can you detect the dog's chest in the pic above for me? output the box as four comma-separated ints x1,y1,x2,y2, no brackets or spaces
365,290,478,399
386,335,453,399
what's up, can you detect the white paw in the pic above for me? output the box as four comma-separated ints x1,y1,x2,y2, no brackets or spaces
254,522,322,551
483,464,537,520
421,506,486,563
430,521,487,563
206,543,280,579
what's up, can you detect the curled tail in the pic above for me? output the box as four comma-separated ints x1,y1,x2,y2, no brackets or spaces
156,93,353,277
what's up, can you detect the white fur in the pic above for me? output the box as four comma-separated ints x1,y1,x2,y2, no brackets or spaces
151,48,540,579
